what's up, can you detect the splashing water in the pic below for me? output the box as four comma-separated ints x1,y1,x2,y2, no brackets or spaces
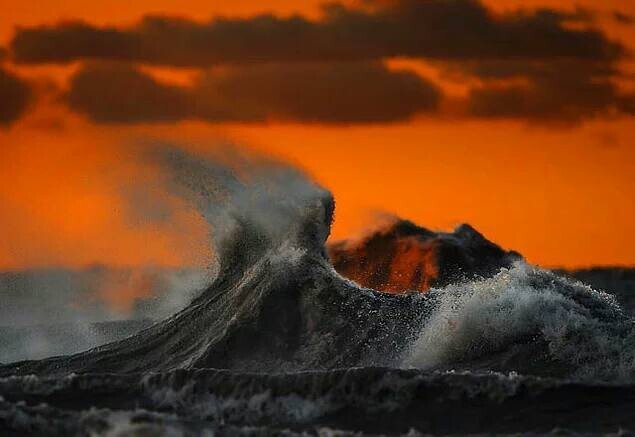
404,262,635,381
3,144,635,434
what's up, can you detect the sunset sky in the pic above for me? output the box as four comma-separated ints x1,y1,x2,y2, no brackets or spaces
0,0,634,269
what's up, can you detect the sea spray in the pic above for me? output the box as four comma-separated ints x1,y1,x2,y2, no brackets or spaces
404,262,635,381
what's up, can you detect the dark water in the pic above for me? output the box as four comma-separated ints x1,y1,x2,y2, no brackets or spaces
2,148,634,436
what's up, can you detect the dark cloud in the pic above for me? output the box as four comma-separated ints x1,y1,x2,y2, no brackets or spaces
0,68,31,125
9,1,633,124
67,64,191,123
66,62,440,124
464,60,634,121
11,0,622,66
613,11,634,24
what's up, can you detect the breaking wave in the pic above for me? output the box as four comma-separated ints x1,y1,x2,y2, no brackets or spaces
404,262,635,381
2,144,635,434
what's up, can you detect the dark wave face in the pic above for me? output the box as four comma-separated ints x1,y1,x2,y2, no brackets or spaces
2,146,635,435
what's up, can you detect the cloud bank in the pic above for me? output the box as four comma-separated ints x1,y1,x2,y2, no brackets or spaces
11,0,621,66
5,0,635,124
66,62,440,123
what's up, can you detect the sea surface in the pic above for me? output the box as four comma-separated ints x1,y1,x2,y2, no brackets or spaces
2,147,634,436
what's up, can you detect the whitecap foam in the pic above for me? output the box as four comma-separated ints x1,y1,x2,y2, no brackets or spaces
403,262,635,381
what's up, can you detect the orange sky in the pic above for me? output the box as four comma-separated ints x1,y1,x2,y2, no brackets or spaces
0,0,634,269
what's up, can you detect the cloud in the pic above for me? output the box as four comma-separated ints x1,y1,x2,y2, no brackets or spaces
462,60,635,122
11,0,622,66
66,62,441,123
67,64,191,123
613,11,634,24
0,68,31,125
8,1,633,124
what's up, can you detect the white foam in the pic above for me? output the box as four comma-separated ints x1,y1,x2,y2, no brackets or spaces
403,262,635,381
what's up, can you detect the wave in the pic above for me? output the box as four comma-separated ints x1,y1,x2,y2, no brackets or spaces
3,369,635,435
404,262,635,381
1,146,634,383
0,146,426,375
3,145,635,434
329,218,521,293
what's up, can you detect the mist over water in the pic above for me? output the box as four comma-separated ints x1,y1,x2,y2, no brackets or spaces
0,265,208,361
